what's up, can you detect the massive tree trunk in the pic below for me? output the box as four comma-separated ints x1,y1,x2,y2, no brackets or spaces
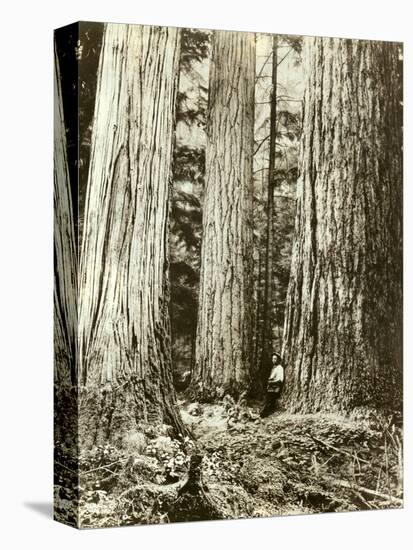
54,45,78,389
282,38,403,413
191,31,255,400
78,24,186,445
54,40,79,527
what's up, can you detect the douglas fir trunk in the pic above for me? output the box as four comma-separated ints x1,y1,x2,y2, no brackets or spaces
282,38,403,413
192,31,255,400
78,24,185,445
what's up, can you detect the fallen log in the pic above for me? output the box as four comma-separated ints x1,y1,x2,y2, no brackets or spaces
331,479,403,505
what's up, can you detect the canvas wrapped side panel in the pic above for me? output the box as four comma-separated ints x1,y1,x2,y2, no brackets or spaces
53,22,79,529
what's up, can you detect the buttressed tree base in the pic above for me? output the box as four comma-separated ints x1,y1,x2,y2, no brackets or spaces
54,21,403,528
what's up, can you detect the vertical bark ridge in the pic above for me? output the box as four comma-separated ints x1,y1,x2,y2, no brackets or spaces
78,24,185,445
54,44,78,387
192,31,256,400
282,38,402,413
54,37,79,526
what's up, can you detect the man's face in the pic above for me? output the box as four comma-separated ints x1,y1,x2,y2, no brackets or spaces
272,355,277,365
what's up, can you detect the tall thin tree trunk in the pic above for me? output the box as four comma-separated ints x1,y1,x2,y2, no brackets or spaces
282,38,403,413
191,31,256,400
78,24,186,445
260,36,278,388
252,248,262,369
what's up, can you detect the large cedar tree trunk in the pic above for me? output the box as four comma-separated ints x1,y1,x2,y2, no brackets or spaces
282,38,402,413
78,24,186,445
191,31,255,400
54,39,79,460
54,46,78,389
54,43,79,526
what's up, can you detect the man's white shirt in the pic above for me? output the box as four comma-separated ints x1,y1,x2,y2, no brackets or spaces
268,364,284,383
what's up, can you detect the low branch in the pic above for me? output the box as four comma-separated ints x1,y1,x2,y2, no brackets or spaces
255,52,272,81
277,48,292,67
254,135,270,155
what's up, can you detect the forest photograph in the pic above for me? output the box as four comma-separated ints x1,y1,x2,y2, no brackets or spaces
54,21,403,528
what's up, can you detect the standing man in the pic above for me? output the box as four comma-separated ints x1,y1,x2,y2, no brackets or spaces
260,353,285,418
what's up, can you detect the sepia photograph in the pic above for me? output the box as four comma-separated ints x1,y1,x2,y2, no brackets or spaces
53,20,403,529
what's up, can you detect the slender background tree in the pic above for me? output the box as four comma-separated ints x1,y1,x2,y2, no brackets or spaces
259,34,278,388
252,35,302,394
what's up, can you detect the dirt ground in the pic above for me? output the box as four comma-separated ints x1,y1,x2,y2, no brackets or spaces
54,398,403,528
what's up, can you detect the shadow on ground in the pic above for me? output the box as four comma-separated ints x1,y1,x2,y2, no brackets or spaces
24,502,53,519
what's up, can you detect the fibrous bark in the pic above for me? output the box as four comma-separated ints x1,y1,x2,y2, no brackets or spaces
78,24,186,445
54,37,79,526
192,31,255,400
282,38,403,413
54,44,78,388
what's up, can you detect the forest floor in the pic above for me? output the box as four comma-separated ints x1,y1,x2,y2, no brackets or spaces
55,398,403,528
